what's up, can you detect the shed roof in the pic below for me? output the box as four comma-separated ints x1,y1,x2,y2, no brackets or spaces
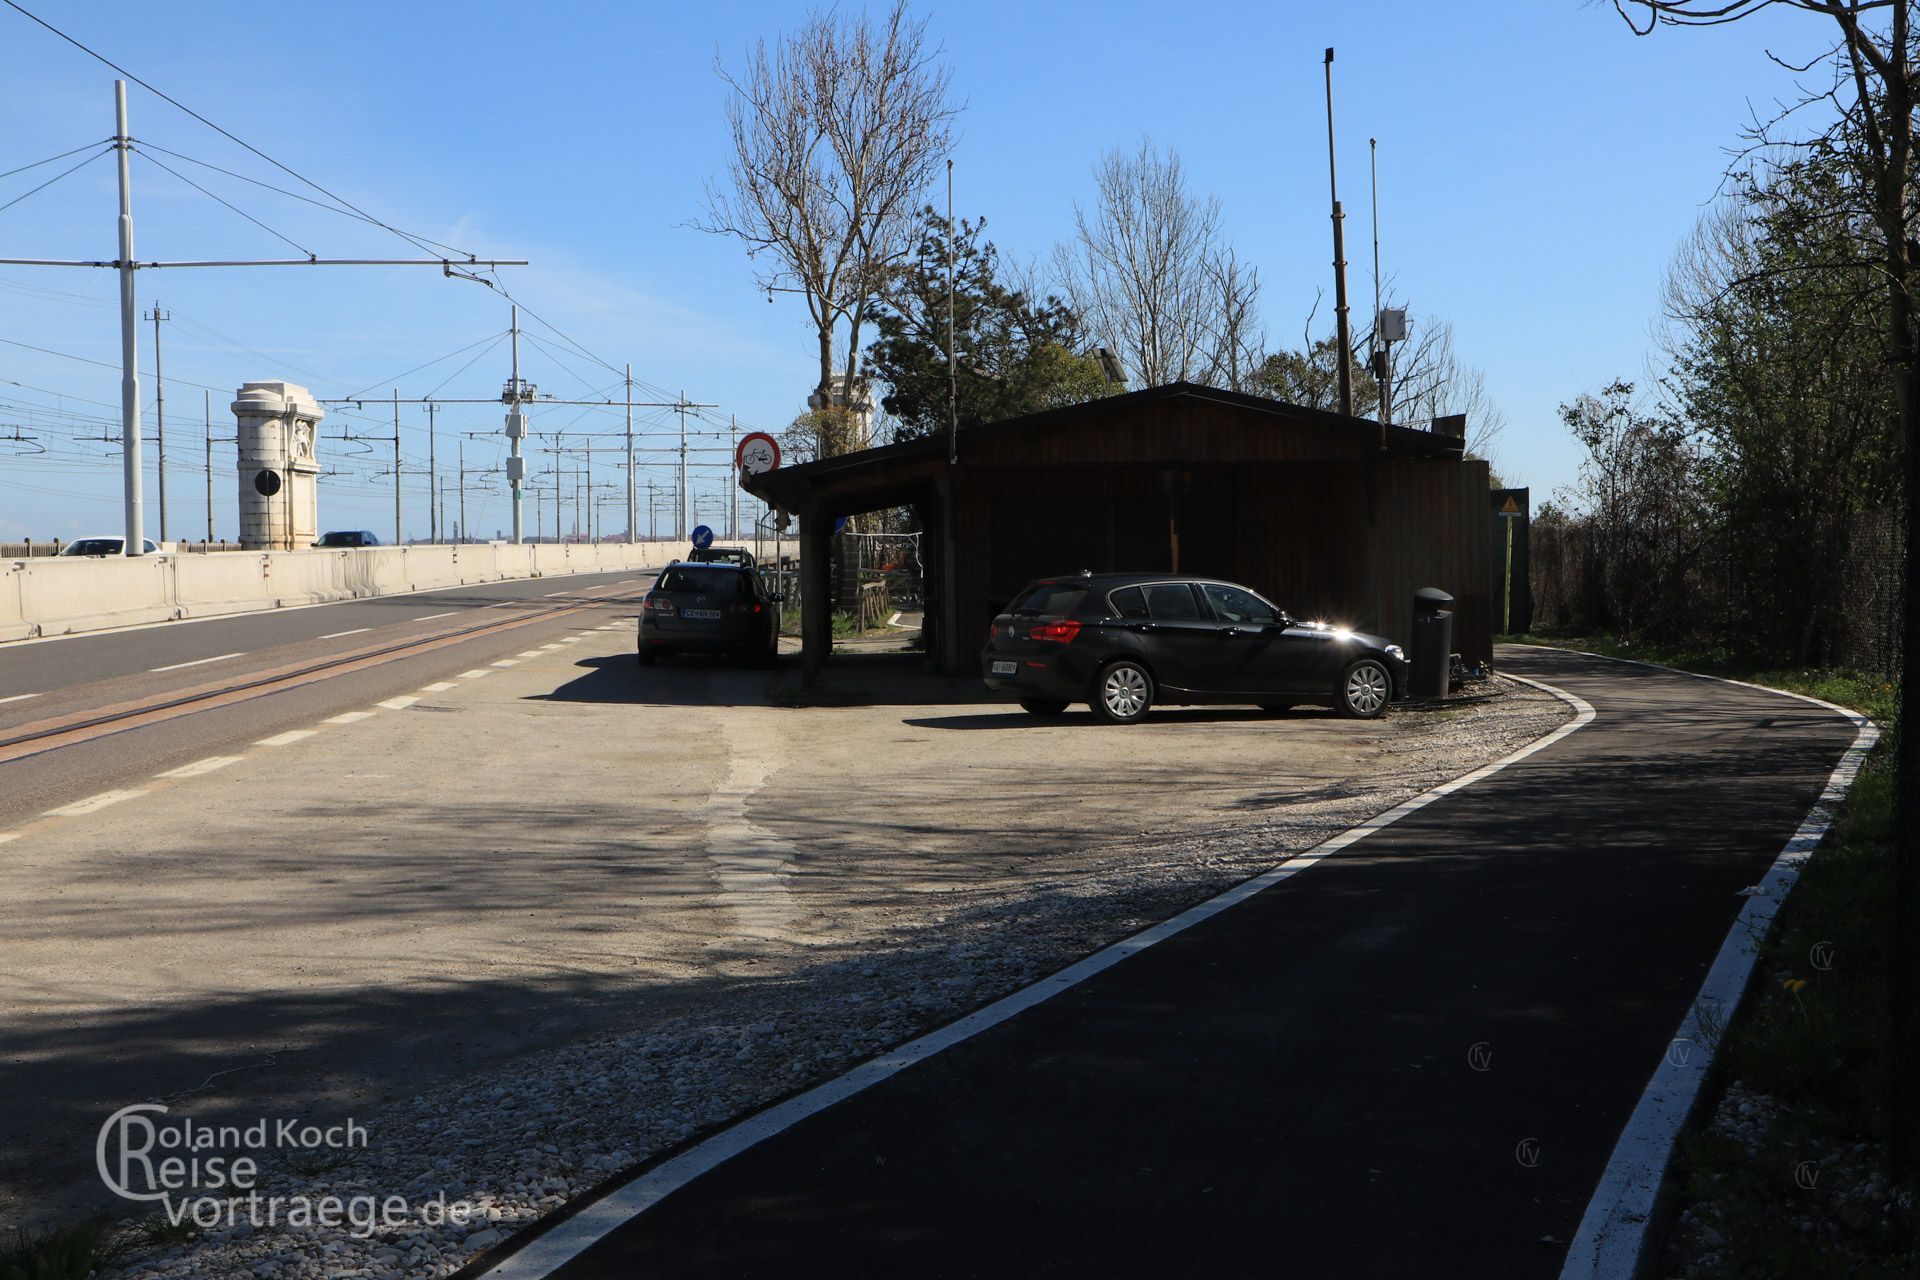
744,381,1464,511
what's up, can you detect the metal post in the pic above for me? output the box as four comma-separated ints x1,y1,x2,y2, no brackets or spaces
509,305,524,544
625,364,636,544
203,388,213,543
391,389,402,546
146,302,169,542
458,436,466,544
426,401,437,544
1324,49,1353,420
677,391,689,540
947,157,957,467
114,81,143,555
730,415,738,539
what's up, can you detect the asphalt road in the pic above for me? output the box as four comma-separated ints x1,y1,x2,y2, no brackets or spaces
0,568,655,827
512,646,1861,1280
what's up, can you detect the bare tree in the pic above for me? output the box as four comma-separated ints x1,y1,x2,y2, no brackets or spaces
1616,0,1920,1173
703,2,958,423
1390,317,1507,463
1054,138,1259,387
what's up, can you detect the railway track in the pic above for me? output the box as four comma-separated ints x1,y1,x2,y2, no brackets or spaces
0,586,643,766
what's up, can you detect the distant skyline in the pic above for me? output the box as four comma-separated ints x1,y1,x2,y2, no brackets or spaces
0,1,1841,543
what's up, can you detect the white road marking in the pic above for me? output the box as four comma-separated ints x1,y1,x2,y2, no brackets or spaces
516,649,542,658
0,693,40,705
415,611,458,621
537,644,563,652
487,602,516,609
0,833,21,845
378,696,421,710
476,674,1601,1280
150,652,244,673
543,590,571,597
255,730,316,747
156,756,241,779
321,628,370,639
324,711,375,724
491,659,519,668
1550,652,1878,1280
458,669,491,679
420,682,457,693
46,789,149,818
559,637,583,644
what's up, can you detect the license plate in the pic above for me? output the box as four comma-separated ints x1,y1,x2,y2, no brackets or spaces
991,660,1017,675
683,608,722,620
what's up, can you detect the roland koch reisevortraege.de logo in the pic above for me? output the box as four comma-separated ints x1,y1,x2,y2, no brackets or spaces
97,1102,473,1235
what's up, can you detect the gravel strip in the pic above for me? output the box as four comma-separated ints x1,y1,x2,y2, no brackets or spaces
100,680,1569,1279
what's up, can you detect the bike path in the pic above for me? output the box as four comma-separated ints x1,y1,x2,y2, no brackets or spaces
502,646,1859,1279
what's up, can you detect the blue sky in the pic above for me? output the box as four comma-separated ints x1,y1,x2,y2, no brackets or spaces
0,1,1837,543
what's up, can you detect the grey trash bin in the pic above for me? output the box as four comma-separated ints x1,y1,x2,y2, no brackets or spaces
1410,587,1453,698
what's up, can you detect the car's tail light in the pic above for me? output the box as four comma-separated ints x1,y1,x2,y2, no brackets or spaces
1029,619,1081,643
643,594,665,612
988,622,1000,639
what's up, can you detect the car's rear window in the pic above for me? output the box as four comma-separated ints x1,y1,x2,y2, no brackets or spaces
1108,586,1150,619
1143,583,1203,620
1008,582,1088,617
659,567,748,594
63,539,120,556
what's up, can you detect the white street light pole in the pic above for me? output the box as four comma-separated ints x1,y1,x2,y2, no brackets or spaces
115,81,142,555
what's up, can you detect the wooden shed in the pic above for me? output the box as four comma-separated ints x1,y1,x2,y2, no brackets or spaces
744,382,1491,683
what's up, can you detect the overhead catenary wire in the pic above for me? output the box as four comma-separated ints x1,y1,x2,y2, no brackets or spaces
132,148,314,258
0,137,112,183
0,144,112,216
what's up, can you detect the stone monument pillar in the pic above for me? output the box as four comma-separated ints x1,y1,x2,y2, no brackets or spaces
233,381,323,550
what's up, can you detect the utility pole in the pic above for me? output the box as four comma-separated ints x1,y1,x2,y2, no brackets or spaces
676,390,689,539
625,364,636,544
505,305,528,543
647,478,657,539
145,302,170,542
426,401,438,543
1324,48,1354,420
730,415,739,539
387,390,402,544
115,82,142,555
203,388,213,543
457,435,466,544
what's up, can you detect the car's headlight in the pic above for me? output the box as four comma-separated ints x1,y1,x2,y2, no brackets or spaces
1384,644,1406,661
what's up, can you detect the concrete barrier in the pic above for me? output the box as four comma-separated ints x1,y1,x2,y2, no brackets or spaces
0,541,686,643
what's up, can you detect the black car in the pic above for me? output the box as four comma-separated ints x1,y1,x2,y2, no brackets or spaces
981,572,1409,724
314,530,380,548
638,562,780,665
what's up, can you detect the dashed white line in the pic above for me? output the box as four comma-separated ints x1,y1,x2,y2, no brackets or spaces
0,692,40,705
325,711,376,725
544,590,571,597
538,644,563,652
150,652,244,673
46,789,149,818
516,649,543,658
256,730,316,748
491,660,519,668
156,756,241,779
559,637,583,644
420,682,457,693
378,696,421,710
321,628,370,639
416,611,458,621
458,669,491,679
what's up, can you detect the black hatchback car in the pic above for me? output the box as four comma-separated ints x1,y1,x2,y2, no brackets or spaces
982,572,1408,724
638,562,780,665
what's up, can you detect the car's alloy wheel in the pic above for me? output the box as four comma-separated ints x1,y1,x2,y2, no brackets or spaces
1092,661,1153,724
1338,658,1391,719
1019,696,1069,716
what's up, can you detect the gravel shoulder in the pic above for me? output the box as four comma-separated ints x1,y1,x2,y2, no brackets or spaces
5,640,1569,1279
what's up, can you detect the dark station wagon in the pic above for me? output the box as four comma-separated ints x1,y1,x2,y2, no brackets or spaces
982,571,1409,724
638,561,780,666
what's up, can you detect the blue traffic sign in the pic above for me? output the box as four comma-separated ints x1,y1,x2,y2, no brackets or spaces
690,525,714,550
833,516,848,535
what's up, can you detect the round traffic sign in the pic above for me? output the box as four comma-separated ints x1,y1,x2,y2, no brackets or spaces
736,432,781,476
690,525,714,550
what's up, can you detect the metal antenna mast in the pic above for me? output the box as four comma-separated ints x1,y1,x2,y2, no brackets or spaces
1324,49,1353,420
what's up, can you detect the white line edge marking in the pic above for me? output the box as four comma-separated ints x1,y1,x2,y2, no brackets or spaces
155,756,241,779
149,652,243,673
255,729,317,747
458,669,490,679
45,789,150,817
543,590,571,597
1543,646,1878,1280
378,696,421,710
416,611,458,621
420,682,457,693
321,628,370,639
325,711,375,724
491,660,519,668
0,692,40,705
477,673,1597,1280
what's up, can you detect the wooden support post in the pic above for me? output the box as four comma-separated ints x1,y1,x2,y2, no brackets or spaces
801,513,833,686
